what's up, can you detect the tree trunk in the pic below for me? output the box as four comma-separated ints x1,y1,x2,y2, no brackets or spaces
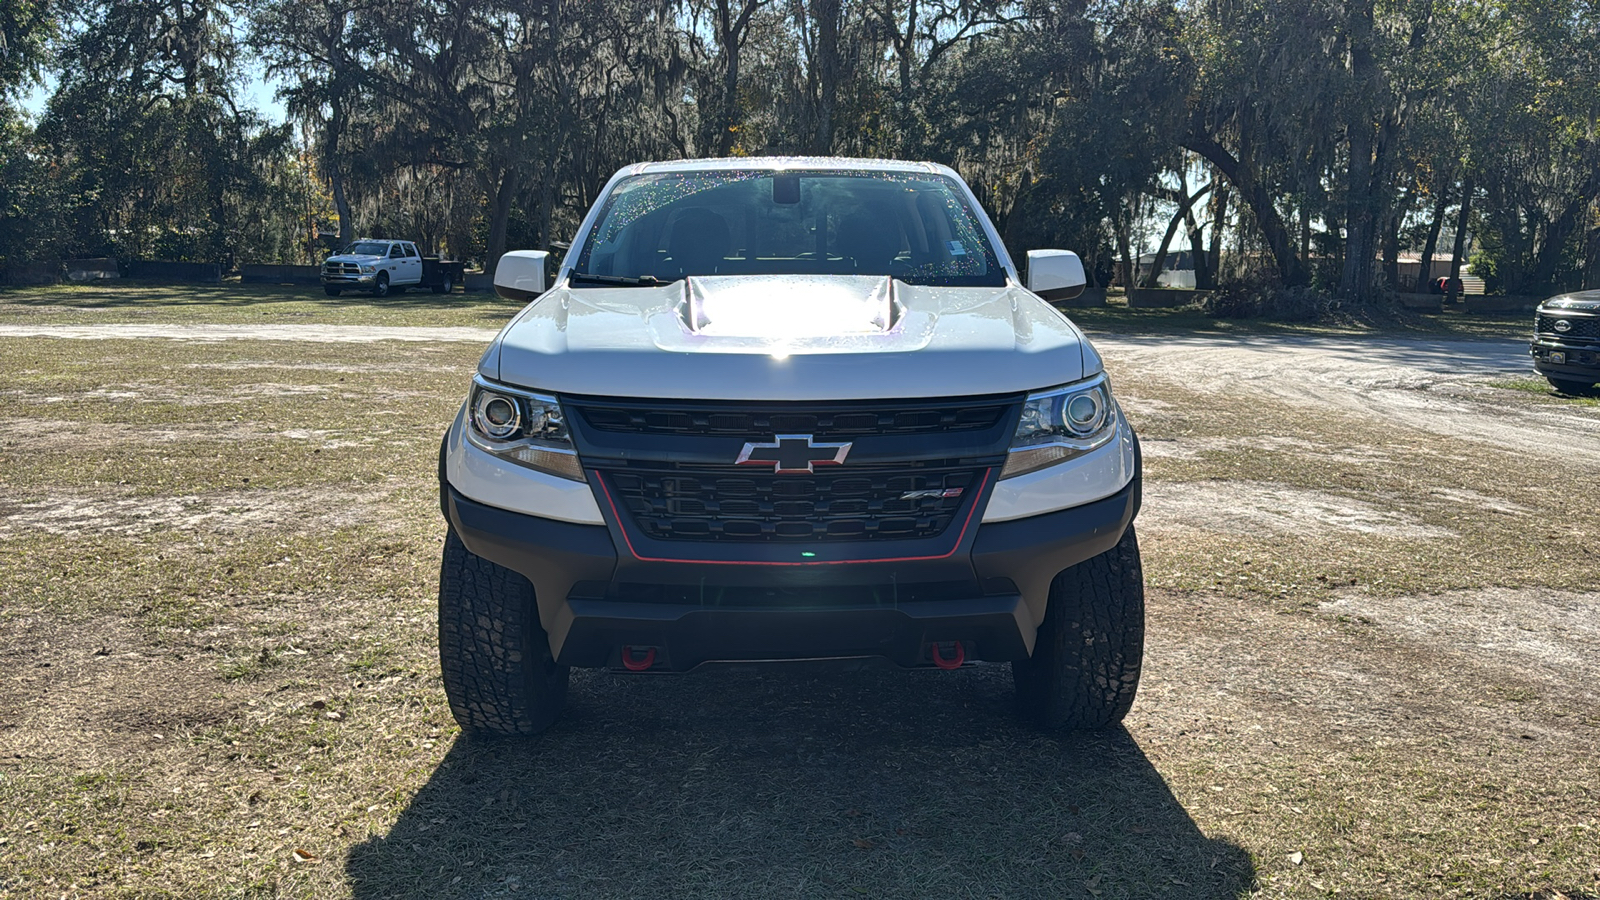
1530,174,1600,290
1000,169,1032,260
1381,209,1401,290
330,169,353,248
485,168,520,276
811,0,840,154
537,178,556,255
1183,134,1306,286
1585,203,1600,290
1415,189,1448,291
1327,209,1343,278
1207,185,1229,282
897,0,916,100
1338,0,1380,302
715,0,742,157
1447,176,1473,304
1186,207,1212,290
1144,183,1211,288
1115,220,1134,291
323,93,354,247
1299,205,1312,266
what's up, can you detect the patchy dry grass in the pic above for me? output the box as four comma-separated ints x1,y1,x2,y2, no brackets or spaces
0,291,1597,899
1066,294,1535,341
0,283,525,328
1491,376,1600,406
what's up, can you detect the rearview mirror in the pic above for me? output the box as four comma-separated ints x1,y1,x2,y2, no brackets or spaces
494,250,550,301
1025,250,1086,302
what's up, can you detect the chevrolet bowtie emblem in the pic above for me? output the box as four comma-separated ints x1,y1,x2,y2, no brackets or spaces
736,434,852,474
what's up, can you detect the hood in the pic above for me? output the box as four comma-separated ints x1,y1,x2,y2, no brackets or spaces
1542,290,1600,312
326,253,384,264
484,275,1096,401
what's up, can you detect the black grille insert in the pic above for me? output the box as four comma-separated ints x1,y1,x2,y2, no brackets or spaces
600,463,982,543
576,401,1010,437
1537,313,1600,341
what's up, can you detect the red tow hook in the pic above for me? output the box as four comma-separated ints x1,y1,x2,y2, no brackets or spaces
621,646,657,672
930,641,965,670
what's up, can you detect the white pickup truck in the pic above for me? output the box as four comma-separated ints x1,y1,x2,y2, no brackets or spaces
437,157,1143,736
321,240,463,297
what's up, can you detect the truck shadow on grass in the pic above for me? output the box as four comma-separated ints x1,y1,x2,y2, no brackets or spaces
347,664,1253,899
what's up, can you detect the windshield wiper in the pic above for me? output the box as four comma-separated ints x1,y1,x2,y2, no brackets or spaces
568,272,676,287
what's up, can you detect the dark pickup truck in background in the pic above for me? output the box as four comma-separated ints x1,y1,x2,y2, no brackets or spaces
1531,291,1600,393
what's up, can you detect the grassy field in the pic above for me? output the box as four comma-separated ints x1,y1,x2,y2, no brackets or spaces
0,282,526,328
0,281,1538,339
0,285,1596,899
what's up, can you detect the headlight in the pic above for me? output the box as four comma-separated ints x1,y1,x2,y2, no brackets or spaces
1002,374,1119,479
465,377,585,481
360,264,376,273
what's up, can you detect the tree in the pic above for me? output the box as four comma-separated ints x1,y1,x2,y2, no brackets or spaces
685,0,775,156
39,0,300,266
1457,0,1600,295
1,0,56,99
250,0,371,246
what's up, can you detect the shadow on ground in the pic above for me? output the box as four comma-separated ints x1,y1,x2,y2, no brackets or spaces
347,665,1252,899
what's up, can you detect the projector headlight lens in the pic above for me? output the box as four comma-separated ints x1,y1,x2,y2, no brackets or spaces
473,392,521,439
464,377,584,481
1004,374,1120,479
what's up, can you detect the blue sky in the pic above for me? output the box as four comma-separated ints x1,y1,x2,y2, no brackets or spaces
20,65,287,123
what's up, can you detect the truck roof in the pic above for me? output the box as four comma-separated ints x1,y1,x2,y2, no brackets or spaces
623,156,954,177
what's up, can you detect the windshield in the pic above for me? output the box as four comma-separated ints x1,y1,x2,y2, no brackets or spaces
343,242,390,256
571,170,1007,287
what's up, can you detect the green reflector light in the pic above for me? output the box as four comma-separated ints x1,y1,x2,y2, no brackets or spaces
801,551,816,558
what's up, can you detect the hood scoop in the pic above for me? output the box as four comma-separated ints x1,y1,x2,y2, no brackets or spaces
679,275,901,338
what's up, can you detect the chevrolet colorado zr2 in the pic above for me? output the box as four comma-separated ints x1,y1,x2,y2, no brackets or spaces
437,157,1143,735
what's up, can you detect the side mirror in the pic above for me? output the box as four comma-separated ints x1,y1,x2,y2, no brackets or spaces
494,250,550,301
1025,250,1086,302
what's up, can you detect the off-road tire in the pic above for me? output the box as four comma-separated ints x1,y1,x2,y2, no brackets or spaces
1012,525,1145,731
432,275,453,295
323,285,341,297
1548,376,1595,394
371,272,390,297
438,529,569,736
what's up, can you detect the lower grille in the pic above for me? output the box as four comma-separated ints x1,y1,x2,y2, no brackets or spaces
598,462,981,543
1537,313,1600,341
589,580,976,607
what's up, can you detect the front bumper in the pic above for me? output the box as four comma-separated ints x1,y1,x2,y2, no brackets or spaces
321,273,377,286
1531,339,1600,381
441,454,1140,671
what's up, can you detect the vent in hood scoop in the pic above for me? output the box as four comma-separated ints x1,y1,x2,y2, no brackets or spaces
678,275,902,338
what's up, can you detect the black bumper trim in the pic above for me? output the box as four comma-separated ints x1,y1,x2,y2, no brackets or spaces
1530,340,1600,380
971,473,1141,629
442,444,1141,668
557,594,1033,670
445,490,619,654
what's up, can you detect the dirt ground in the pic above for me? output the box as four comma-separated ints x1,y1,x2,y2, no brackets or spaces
0,323,500,343
0,297,1597,899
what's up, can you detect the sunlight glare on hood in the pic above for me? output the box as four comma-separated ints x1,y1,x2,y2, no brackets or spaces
688,275,898,340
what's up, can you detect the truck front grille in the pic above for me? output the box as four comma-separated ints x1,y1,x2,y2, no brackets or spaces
1537,313,1600,341
324,262,361,276
567,395,1014,550
596,461,982,543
